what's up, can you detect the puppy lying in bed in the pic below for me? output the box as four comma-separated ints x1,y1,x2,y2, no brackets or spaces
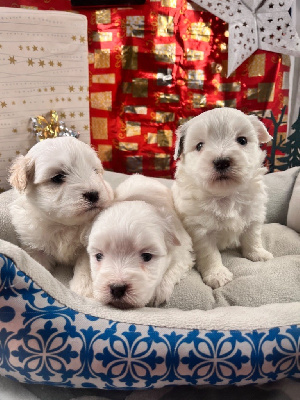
172,108,273,289
70,175,195,308
9,137,113,272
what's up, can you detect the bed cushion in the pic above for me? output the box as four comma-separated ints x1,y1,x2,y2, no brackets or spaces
0,168,300,388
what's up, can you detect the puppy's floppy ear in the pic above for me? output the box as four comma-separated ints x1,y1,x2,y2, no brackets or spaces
8,155,34,192
174,122,188,160
248,114,272,144
80,224,92,247
159,208,181,247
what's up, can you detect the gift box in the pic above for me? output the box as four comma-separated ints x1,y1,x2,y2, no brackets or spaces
0,7,90,192
0,0,298,182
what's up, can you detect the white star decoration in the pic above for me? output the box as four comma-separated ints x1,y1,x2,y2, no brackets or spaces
191,0,300,76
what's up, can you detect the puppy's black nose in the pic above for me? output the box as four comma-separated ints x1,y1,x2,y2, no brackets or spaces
110,284,128,300
83,191,99,203
213,157,231,171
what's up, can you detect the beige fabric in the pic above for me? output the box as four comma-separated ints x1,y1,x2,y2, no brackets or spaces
0,169,300,331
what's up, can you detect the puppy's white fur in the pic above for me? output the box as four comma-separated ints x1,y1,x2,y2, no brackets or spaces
72,175,194,308
9,137,113,271
172,108,273,289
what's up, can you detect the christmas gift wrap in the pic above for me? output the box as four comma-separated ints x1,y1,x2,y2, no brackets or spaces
0,7,89,192
0,0,298,180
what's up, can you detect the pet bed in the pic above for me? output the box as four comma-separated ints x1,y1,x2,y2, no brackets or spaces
0,168,300,389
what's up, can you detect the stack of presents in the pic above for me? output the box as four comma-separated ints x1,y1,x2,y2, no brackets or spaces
0,0,300,191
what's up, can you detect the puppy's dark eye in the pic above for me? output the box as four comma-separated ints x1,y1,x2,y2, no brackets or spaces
141,253,152,262
95,253,104,261
236,136,247,146
196,142,204,151
51,173,66,184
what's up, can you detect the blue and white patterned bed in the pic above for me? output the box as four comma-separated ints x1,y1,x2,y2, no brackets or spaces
0,169,300,389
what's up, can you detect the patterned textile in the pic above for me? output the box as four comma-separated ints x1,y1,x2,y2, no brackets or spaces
0,254,299,389
0,0,290,178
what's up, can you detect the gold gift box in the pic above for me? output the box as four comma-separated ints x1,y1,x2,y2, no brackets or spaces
132,78,148,97
122,46,138,70
154,153,170,171
157,15,174,37
98,144,112,162
92,117,108,140
119,142,138,151
155,111,175,123
248,54,266,77
126,121,141,137
92,31,112,42
94,49,110,69
154,44,176,64
189,22,211,42
126,16,145,38
95,9,111,24
91,91,112,111
92,74,115,84
157,130,173,147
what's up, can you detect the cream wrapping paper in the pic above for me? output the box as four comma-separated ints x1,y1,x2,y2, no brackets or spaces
0,7,90,191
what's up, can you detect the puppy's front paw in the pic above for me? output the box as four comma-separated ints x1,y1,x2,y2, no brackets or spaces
149,284,174,307
202,266,233,289
69,275,93,298
243,248,273,262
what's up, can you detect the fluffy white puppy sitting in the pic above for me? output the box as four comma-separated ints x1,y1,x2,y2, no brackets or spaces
9,137,113,271
71,175,194,308
172,108,273,289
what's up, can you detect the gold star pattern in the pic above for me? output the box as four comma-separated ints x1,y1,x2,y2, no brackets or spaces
23,100,26,104
60,112,66,119
38,88,42,92
16,150,20,155
55,97,59,102
12,101,15,105
12,128,18,133
80,36,85,43
67,97,71,102
26,46,30,51
39,60,45,67
40,47,44,51
50,87,55,92
44,88,48,92
72,35,77,41
8,56,16,64
79,112,84,117
19,45,23,50
27,58,34,66
57,62,62,67
85,96,89,101
78,96,82,101
70,112,75,118
70,125,76,130
1,101,7,108
50,99,53,103
32,45,38,51
84,125,89,131
49,60,54,67
69,85,75,92
61,97,65,102
79,86,84,92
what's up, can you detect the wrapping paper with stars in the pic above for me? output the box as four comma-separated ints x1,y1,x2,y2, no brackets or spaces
0,7,90,192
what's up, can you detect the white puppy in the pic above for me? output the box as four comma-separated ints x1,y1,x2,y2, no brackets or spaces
9,137,114,271
71,175,194,308
172,108,273,289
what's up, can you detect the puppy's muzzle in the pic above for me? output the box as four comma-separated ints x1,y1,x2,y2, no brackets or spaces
83,191,99,204
110,284,128,300
213,157,231,172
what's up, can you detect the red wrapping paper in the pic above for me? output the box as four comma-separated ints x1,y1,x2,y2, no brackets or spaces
1,0,290,176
